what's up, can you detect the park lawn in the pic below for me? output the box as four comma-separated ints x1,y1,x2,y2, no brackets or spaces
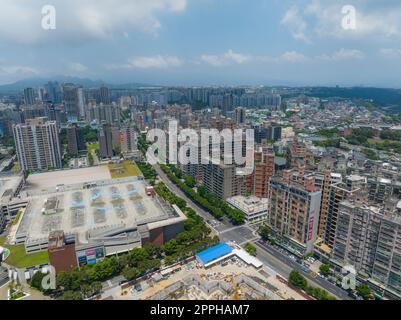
108,160,143,179
0,236,49,268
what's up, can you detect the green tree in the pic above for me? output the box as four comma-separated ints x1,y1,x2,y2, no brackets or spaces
357,284,374,300
56,272,72,291
288,270,307,290
319,264,330,276
259,224,270,241
60,290,82,300
122,267,140,281
164,256,176,266
30,272,46,291
244,243,257,256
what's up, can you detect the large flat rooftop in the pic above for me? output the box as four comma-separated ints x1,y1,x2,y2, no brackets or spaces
23,166,112,194
17,177,176,245
0,174,24,204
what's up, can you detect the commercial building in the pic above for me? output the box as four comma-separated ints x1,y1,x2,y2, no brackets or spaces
11,168,186,266
48,231,78,273
13,117,62,171
196,243,263,269
227,196,268,223
267,170,322,253
0,174,25,231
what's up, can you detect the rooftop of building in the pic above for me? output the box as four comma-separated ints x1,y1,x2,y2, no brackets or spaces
227,196,268,214
341,195,401,224
346,174,366,182
22,166,112,195
270,175,321,194
0,173,24,204
16,176,179,246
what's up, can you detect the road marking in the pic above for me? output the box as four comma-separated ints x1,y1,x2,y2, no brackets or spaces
239,236,260,246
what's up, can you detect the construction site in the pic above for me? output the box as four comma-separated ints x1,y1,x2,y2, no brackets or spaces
115,256,306,301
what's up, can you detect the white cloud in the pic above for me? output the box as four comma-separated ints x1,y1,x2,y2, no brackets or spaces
281,6,310,43
0,65,39,76
68,62,88,73
279,51,308,63
317,49,365,61
379,48,401,58
120,55,183,69
0,0,187,45
201,50,250,66
304,0,401,41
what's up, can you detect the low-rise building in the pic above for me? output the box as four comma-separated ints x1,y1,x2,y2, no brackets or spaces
227,196,268,223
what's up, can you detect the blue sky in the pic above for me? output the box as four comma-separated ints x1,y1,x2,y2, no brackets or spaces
0,0,401,87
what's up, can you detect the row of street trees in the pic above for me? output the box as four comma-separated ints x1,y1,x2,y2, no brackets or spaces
160,164,246,224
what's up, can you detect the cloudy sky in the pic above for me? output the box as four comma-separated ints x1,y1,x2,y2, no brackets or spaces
0,0,401,86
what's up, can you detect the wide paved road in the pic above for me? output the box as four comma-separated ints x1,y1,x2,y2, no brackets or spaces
255,241,351,300
154,163,232,233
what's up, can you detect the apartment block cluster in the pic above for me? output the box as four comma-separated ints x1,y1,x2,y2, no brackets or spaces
2,84,401,298
151,105,401,298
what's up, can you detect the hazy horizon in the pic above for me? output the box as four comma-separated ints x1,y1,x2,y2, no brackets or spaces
1,1,401,87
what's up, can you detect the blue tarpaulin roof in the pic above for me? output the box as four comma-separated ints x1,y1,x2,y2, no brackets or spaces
196,243,233,265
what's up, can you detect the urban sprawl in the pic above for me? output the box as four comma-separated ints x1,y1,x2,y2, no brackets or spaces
0,84,400,301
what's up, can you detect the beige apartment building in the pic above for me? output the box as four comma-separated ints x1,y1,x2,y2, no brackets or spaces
267,170,322,254
332,192,401,298
202,162,246,200
13,117,62,171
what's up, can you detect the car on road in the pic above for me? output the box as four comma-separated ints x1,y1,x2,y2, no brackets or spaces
301,266,310,273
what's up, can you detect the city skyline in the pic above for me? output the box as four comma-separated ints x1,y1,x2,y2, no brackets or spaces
1,0,401,87
1,0,401,304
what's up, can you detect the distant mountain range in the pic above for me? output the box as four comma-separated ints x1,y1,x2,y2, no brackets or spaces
300,87,401,114
0,76,155,93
